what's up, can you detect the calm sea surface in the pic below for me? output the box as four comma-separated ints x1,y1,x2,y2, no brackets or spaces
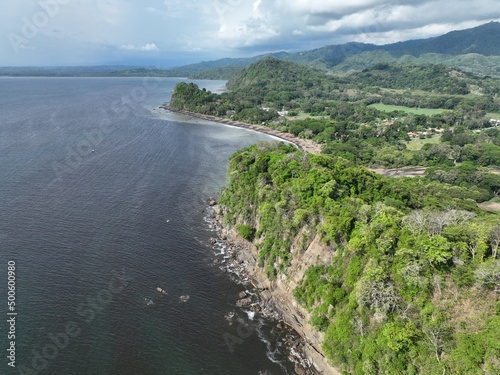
0,77,295,374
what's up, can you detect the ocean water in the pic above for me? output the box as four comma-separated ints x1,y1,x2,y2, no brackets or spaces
0,77,295,374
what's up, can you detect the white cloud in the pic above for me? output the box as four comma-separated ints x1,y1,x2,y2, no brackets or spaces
1,0,500,66
120,43,159,51
301,1,500,44
213,0,281,49
253,0,262,14
282,0,383,15
353,20,500,45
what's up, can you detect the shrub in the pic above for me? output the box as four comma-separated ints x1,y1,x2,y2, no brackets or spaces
236,224,255,241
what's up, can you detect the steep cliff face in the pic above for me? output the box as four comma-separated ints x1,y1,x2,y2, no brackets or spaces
217,221,340,375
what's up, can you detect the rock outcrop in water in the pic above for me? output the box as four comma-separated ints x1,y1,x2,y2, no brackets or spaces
156,287,168,295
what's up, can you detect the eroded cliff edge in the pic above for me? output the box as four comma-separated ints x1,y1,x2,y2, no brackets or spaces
212,204,340,375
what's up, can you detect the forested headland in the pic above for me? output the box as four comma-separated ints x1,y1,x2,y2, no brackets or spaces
219,143,500,374
170,56,500,374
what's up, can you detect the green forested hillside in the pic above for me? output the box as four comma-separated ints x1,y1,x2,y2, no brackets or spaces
226,58,335,106
172,57,500,111
230,58,500,99
348,64,471,95
292,22,500,70
219,143,500,375
188,66,245,80
383,22,500,57
329,51,500,77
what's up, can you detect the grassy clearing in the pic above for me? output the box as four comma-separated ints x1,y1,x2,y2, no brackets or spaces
478,197,500,212
369,103,448,116
489,167,500,175
486,112,500,120
285,112,328,121
406,135,441,151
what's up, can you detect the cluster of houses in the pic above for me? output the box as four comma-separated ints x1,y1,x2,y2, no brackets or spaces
407,131,428,139
375,117,447,139
262,107,289,116
407,128,445,139
278,108,289,116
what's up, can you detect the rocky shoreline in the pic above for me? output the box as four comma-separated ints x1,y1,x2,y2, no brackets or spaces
206,198,339,375
162,103,339,373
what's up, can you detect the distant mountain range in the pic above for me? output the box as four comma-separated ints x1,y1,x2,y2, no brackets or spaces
182,21,500,78
382,21,500,56
2,22,500,78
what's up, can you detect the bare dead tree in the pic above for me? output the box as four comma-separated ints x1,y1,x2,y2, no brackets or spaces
423,327,444,363
489,225,500,259
403,210,428,233
356,280,400,314
403,209,476,236
474,260,500,294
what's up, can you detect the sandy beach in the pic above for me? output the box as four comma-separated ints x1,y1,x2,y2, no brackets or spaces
162,104,322,155
162,105,433,180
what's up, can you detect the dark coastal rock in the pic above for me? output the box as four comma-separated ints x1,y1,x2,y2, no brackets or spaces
236,298,252,307
209,237,217,244
250,304,261,313
239,291,248,299
206,205,321,375
294,364,307,375
224,311,235,325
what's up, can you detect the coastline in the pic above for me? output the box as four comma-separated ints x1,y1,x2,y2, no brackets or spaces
160,104,429,180
163,103,338,373
162,104,322,155
206,202,341,375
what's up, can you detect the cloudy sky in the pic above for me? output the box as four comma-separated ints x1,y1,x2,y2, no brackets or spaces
2,0,500,67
